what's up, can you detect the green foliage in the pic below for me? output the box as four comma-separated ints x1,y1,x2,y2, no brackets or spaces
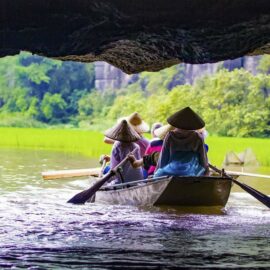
105,68,270,138
108,91,146,120
139,65,184,94
41,93,67,122
0,51,95,125
257,55,270,74
194,69,270,137
0,52,269,138
78,90,116,119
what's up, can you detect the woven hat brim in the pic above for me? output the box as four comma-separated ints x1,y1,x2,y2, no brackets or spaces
167,107,205,130
154,124,174,140
104,120,141,142
117,117,149,133
105,132,139,143
132,121,149,133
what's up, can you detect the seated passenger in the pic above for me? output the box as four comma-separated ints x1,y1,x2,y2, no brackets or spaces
104,119,144,184
150,122,163,142
144,124,173,176
154,107,209,177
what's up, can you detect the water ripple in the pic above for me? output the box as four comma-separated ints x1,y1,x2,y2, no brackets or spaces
0,149,269,269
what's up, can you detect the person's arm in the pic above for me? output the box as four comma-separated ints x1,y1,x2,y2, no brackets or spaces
128,154,143,168
197,136,209,175
156,133,170,169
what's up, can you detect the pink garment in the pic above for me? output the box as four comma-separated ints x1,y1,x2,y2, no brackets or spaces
110,141,144,183
136,137,150,157
145,139,163,175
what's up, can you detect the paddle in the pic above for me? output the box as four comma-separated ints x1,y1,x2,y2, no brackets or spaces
42,167,101,180
42,155,109,180
225,171,270,179
67,150,136,204
209,164,270,209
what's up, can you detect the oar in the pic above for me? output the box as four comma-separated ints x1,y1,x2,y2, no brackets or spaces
209,164,270,209
225,171,270,179
42,167,101,180
67,150,135,204
42,156,109,180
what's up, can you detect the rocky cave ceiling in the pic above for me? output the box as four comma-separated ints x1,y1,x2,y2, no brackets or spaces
1,0,270,74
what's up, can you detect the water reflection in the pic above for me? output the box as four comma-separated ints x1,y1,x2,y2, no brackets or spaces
0,148,269,269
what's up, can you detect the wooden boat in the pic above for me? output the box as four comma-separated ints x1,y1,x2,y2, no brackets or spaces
94,175,233,207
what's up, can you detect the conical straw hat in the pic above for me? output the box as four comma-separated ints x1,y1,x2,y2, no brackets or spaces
118,112,149,134
167,107,205,130
154,124,174,140
104,120,141,142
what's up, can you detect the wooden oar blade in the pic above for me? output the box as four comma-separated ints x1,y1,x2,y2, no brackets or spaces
42,168,101,180
67,149,136,205
67,172,113,204
67,185,97,204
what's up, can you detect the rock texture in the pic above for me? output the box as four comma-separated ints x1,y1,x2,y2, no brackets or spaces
1,0,270,74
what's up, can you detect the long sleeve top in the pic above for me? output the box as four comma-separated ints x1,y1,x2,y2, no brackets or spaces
110,141,144,183
154,129,209,177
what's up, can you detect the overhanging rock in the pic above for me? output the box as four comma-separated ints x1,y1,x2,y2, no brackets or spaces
1,0,270,74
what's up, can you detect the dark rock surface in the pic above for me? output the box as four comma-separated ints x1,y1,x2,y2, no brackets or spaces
1,0,270,73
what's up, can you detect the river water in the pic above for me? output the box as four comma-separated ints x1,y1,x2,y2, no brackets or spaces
0,148,269,269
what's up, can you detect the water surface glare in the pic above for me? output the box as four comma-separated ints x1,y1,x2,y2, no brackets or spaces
0,149,269,269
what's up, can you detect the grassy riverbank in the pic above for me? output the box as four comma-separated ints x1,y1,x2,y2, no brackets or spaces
0,127,111,158
0,127,270,166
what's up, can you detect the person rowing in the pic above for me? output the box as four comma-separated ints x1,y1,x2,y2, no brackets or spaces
102,112,150,176
119,112,150,156
103,119,144,184
104,112,150,156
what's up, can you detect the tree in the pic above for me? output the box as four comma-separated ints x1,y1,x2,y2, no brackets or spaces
257,55,270,74
41,93,67,123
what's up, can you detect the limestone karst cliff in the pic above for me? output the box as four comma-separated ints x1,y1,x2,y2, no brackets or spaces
95,56,261,90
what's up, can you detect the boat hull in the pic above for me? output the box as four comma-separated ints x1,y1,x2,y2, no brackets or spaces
94,176,232,207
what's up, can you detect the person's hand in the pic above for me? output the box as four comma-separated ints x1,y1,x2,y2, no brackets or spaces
99,154,110,164
128,155,143,168
128,154,136,163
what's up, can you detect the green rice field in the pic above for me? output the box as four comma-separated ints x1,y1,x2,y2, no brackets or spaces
0,127,270,167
